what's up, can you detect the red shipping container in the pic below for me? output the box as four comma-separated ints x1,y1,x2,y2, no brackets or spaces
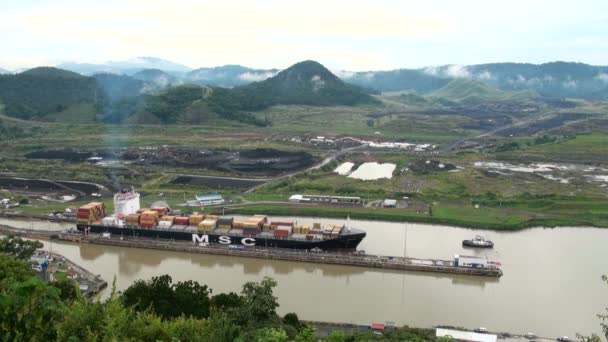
271,221,294,227
306,234,313,240
151,207,168,217
173,217,189,225
242,230,259,235
274,229,290,237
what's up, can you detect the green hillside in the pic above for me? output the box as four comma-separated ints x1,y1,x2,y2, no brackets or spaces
0,67,99,120
428,78,537,103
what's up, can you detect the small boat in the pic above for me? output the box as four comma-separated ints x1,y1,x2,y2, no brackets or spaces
462,235,494,248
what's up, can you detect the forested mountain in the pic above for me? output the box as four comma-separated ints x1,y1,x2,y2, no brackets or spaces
0,68,9,74
0,67,99,119
0,61,375,126
212,60,377,109
344,62,608,99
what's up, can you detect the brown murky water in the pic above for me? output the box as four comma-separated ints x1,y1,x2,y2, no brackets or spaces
2,217,606,337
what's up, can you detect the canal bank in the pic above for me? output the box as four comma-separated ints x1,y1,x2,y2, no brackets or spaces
0,216,606,338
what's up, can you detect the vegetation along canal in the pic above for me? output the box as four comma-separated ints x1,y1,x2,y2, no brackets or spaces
1,216,606,338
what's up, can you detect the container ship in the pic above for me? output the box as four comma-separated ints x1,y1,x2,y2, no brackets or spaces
76,188,366,251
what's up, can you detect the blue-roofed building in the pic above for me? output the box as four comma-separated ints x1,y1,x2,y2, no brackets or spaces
195,193,225,206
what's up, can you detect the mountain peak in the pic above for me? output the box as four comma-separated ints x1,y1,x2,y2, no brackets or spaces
274,60,338,84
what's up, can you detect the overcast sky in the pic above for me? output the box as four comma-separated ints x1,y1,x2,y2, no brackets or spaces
1,0,607,71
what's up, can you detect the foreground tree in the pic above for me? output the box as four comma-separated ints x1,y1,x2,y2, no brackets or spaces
0,253,34,284
0,277,65,341
0,235,43,260
240,277,279,323
122,274,211,319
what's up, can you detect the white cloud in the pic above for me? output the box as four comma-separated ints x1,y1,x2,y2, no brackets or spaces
422,66,439,76
476,70,493,80
423,65,470,78
333,70,355,79
310,75,325,92
596,72,608,83
562,79,577,89
238,71,278,82
444,65,470,78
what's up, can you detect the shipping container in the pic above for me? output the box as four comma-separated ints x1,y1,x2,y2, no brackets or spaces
313,222,321,229
306,234,313,240
205,215,219,220
161,215,176,223
217,223,233,229
217,216,234,224
151,207,169,217
197,222,215,232
158,220,173,229
102,216,117,226
77,202,106,223
274,229,290,238
136,208,150,214
173,217,190,225
126,214,140,225
188,214,205,226
230,228,243,235
271,221,294,227
233,220,248,228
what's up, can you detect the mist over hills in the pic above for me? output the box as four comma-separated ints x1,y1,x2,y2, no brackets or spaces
37,56,608,99
186,65,279,87
57,56,192,75
0,60,375,126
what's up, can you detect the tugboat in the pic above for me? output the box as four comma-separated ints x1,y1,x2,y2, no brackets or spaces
462,235,494,248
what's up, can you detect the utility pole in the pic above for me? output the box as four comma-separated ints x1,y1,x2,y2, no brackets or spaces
403,222,407,258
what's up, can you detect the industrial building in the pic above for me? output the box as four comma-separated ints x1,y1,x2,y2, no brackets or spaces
195,193,225,206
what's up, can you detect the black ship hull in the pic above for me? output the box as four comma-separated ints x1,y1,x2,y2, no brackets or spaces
77,224,366,251
462,240,494,248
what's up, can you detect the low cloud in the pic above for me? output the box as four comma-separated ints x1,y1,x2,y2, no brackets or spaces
444,65,470,78
333,70,355,79
423,65,470,78
238,71,277,82
310,75,325,92
476,70,493,80
596,72,608,83
562,79,577,89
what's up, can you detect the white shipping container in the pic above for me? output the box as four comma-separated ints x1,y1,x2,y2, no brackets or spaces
454,254,488,267
102,217,117,226
158,220,173,229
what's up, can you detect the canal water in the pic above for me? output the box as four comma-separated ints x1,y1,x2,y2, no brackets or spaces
1,216,606,337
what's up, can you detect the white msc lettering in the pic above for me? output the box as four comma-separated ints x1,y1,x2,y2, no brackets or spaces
192,234,209,245
241,237,256,246
219,236,232,244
